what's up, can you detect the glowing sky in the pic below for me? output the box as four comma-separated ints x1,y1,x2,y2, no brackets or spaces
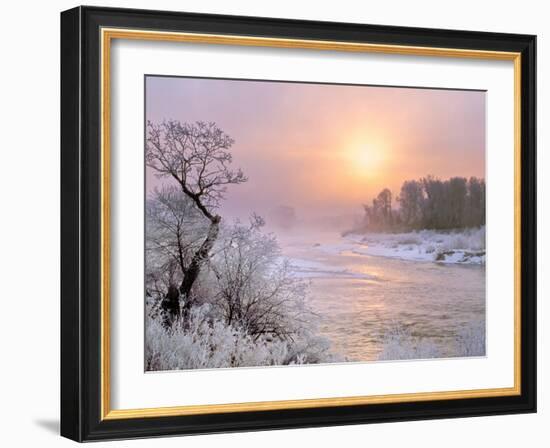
145,76,485,222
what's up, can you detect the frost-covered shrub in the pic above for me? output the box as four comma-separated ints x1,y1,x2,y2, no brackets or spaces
397,234,421,245
208,218,312,342
442,234,467,251
377,320,486,362
282,327,343,365
468,226,486,251
377,325,442,361
146,304,284,370
441,226,485,251
145,304,337,371
455,320,485,357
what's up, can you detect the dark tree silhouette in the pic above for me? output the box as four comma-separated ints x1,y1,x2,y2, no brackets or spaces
362,176,485,232
398,180,424,228
146,120,247,323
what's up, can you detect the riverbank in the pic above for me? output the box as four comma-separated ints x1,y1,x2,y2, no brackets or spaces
343,227,486,265
277,227,486,361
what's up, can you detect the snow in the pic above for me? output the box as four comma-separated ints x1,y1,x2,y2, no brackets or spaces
280,227,485,284
343,227,486,265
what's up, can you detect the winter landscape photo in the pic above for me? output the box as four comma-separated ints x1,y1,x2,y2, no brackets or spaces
144,76,486,371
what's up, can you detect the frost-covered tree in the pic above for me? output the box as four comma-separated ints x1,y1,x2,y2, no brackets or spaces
146,120,247,321
146,186,209,325
209,215,311,342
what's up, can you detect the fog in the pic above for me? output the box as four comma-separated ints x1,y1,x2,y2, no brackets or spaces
145,76,485,233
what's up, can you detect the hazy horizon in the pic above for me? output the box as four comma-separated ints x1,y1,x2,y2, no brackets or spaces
145,76,485,229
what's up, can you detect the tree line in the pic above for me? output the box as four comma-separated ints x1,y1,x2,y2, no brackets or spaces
362,176,485,231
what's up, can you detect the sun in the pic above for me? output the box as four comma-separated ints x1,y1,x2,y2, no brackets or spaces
346,143,388,175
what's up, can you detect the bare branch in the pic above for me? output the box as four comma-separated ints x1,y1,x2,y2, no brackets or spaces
146,120,248,221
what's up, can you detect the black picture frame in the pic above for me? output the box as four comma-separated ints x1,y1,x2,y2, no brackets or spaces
61,5,536,442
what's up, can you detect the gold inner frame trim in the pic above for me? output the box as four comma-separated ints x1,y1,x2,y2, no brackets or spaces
100,27,522,421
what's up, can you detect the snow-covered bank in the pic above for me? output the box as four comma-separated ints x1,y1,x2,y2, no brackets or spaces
343,227,486,265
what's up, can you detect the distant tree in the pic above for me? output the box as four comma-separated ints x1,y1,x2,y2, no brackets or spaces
363,200,381,229
360,175,485,233
422,176,446,228
398,180,424,228
466,177,485,227
377,188,393,225
146,120,247,322
363,188,394,230
447,177,468,228
268,205,297,230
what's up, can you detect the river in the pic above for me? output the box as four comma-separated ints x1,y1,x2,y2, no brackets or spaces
277,229,486,362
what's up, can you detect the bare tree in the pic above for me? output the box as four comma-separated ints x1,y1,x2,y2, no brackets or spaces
146,186,209,325
398,180,424,228
146,120,247,321
363,188,394,230
209,215,311,342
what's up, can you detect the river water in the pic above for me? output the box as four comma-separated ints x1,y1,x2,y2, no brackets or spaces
278,229,486,362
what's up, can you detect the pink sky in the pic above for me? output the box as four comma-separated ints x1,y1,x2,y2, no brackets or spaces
145,76,485,224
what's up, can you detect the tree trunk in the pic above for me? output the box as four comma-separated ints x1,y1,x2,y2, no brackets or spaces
179,216,221,318
160,284,180,328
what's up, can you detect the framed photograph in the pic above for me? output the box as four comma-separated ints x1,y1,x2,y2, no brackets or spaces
60,6,536,442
